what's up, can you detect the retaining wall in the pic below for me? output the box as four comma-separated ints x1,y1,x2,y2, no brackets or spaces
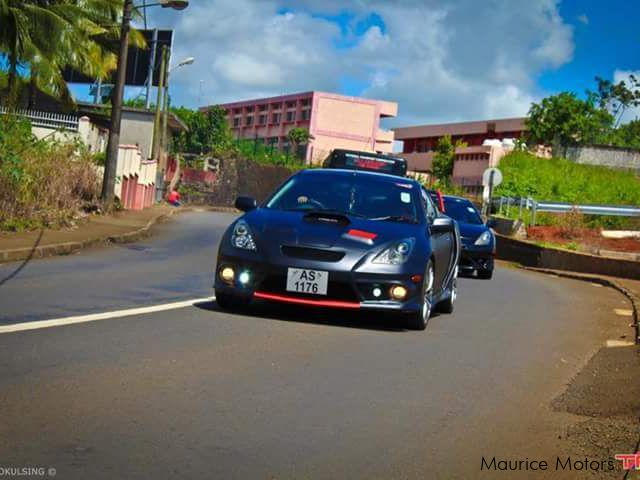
496,234,640,280
563,145,640,172
181,157,295,206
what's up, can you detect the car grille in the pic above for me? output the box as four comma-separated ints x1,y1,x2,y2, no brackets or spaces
281,245,345,262
259,274,359,301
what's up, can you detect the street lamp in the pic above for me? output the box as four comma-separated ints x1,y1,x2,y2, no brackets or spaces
101,0,188,206
160,55,195,165
170,56,194,72
151,54,194,165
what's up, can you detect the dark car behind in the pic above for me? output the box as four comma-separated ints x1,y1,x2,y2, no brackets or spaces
442,195,495,279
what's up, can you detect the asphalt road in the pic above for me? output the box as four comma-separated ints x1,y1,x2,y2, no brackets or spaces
0,211,631,479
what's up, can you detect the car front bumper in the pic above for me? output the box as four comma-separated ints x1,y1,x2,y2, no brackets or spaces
214,253,426,313
459,245,494,272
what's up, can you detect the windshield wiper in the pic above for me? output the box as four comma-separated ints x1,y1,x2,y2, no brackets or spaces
369,215,417,224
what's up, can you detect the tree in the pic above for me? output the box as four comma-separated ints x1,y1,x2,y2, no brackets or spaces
0,1,140,108
286,127,314,160
590,75,640,126
526,92,614,148
432,134,465,184
172,106,234,154
609,119,640,149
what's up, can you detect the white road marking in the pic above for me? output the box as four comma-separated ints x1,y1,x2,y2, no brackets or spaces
606,339,636,348
0,297,214,335
590,283,603,287
614,308,634,317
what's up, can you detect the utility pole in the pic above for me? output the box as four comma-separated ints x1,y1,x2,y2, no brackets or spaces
145,28,158,109
101,0,133,206
160,48,171,168
151,45,167,161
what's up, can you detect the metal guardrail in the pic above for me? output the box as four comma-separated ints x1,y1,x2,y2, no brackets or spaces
0,106,79,131
493,196,640,224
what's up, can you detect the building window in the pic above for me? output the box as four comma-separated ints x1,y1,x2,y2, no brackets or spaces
245,116,253,126
300,109,310,121
258,114,267,125
233,108,241,114
272,113,281,124
245,106,254,113
233,117,240,127
258,104,268,111
286,111,295,122
300,99,310,107
286,101,296,108
271,103,282,111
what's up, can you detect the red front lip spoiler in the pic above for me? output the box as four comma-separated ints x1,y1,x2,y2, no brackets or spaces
253,291,360,309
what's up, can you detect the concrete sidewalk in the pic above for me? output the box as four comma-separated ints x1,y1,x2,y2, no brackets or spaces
0,204,179,263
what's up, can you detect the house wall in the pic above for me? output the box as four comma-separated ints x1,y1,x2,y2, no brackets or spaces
119,111,155,160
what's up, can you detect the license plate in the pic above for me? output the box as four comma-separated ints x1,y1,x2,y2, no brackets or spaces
286,268,328,295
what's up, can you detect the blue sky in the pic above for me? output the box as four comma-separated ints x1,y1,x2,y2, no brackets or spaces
68,0,639,126
538,0,640,96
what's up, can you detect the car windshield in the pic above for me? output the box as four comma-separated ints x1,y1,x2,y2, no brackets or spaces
266,174,419,223
443,199,483,225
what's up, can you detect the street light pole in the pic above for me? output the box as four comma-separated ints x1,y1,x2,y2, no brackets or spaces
100,0,188,206
151,45,167,161
101,0,133,206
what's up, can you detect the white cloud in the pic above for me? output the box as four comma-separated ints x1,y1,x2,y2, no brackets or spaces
146,0,576,125
613,69,640,124
577,14,589,25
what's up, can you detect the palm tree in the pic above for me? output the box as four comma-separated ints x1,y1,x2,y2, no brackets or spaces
0,0,142,108
286,127,315,161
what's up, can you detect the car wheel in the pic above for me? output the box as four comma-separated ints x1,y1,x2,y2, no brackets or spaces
406,261,434,330
216,291,250,310
477,269,493,280
437,275,456,314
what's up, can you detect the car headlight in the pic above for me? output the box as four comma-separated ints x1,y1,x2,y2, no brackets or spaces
373,238,415,265
231,220,257,251
474,230,492,246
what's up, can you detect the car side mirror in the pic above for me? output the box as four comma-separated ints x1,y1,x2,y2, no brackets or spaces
486,218,497,229
235,196,257,212
430,216,454,233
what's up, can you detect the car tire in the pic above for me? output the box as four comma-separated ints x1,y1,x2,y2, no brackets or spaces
477,269,493,280
437,276,456,314
216,291,250,310
406,261,434,331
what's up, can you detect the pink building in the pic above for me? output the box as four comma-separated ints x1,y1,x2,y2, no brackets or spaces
394,118,525,188
203,91,397,164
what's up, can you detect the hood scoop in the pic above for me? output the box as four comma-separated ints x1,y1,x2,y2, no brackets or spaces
303,211,351,226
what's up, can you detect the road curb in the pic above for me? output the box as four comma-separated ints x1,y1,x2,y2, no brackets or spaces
520,266,640,344
0,208,180,264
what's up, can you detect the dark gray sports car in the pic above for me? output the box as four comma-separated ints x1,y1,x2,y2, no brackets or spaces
214,168,461,330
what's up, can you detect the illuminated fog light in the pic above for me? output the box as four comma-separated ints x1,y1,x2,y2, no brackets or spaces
390,285,408,301
238,271,250,285
220,267,235,282
372,287,382,298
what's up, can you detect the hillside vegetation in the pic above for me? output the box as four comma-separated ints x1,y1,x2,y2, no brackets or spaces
494,151,640,205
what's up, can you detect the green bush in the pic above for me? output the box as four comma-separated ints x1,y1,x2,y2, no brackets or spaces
494,151,640,228
235,138,307,170
0,115,100,231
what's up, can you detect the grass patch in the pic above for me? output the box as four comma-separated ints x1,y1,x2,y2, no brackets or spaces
494,151,640,228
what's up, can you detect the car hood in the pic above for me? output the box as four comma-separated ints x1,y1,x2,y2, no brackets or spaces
458,222,490,246
244,208,421,251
